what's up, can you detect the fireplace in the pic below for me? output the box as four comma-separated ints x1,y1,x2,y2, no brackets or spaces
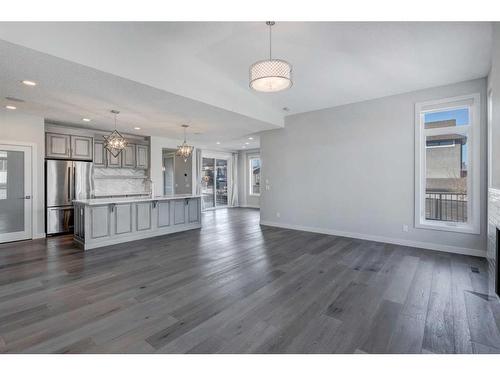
488,188,500,300
497,228,500,298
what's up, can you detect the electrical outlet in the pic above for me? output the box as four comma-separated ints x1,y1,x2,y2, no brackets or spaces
276,212,281,218
402,224,409,232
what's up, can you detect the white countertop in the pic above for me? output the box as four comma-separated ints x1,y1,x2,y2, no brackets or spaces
73,194,202,206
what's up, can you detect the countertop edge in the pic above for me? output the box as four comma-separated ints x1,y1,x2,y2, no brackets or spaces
73,195,202,206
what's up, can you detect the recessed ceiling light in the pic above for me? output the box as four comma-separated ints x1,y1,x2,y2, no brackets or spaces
5,105,16,110
245,142,250,145
216,141,221,145
82,118,91,122
134,127,141,130
248,137,254,140
22,80,37,86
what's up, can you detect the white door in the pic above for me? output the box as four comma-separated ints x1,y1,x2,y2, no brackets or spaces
0,144,32,243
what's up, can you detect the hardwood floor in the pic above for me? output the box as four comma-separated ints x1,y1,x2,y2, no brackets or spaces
0,208,499,353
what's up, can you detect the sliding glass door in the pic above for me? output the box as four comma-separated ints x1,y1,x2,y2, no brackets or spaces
216,159,228,206
201,156,230,209
201,157,215,208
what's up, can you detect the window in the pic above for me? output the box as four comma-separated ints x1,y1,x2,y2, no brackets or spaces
415,94,480,234
249,156,261,196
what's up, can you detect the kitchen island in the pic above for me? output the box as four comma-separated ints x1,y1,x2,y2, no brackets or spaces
73,194,201,250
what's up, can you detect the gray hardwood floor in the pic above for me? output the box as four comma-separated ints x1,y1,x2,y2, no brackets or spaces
0,208,499,353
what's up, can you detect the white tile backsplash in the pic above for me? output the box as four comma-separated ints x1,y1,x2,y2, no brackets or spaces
93,167,149,197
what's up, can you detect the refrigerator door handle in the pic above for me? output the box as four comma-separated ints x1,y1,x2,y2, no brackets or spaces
67,166,72,202
71,163,76,201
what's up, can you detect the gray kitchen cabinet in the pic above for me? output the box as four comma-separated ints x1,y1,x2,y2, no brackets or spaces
122,144,136,168
93,141,106,167
136,145,149,169
188,198,200,223
115,204,133,234
173,200,186,225
46,133,71,159
136,202,152,231
106,150,122,168
90,205,111,239
157,201,170,227
70,135,93,160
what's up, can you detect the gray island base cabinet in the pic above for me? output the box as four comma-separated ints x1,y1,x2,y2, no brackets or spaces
73,195,201,250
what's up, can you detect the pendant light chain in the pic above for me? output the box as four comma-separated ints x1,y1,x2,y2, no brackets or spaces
269,22,272,60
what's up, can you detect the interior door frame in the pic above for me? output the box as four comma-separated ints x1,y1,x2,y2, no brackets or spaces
0,142,33,243
162,153,175,195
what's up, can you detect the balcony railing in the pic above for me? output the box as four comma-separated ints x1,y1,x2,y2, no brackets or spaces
425,192,467,223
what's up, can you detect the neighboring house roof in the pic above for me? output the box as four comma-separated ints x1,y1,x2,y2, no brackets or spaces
425,119,457,129
427,134,466,143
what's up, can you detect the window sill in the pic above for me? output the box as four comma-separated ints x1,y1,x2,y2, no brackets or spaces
415,220,479,235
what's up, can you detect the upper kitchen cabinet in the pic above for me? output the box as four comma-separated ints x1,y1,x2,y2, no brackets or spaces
93,141,106,167
122,144,136,168
46,133,94,160
106,150,122,168
46,133,71,159
136,145,149,169
70,135,93,160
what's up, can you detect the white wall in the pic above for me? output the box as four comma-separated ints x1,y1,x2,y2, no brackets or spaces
488,23,500,189
260,78,487,256
486,23,500,295
0,111,45,238
238,149,260,208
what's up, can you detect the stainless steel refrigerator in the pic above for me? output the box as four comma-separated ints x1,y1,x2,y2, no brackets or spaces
46,160,92,234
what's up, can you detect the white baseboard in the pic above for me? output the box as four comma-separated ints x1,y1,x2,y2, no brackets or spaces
239,205,260,209
33,233,46,239
259,220,486,258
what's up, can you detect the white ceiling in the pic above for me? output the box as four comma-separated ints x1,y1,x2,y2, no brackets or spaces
0,22,493,149
0,40,266,150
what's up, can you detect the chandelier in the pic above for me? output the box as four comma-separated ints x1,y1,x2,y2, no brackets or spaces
104,110,128,158
176,124,194,162
249,21,292,93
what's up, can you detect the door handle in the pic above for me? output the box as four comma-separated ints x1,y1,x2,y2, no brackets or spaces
68,166,71,201
25,195,31,199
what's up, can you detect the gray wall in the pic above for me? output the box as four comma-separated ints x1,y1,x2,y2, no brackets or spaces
174,153,193,195
150,136,196,198
0,111,45,238
260,78,487,255
238,149,260,208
